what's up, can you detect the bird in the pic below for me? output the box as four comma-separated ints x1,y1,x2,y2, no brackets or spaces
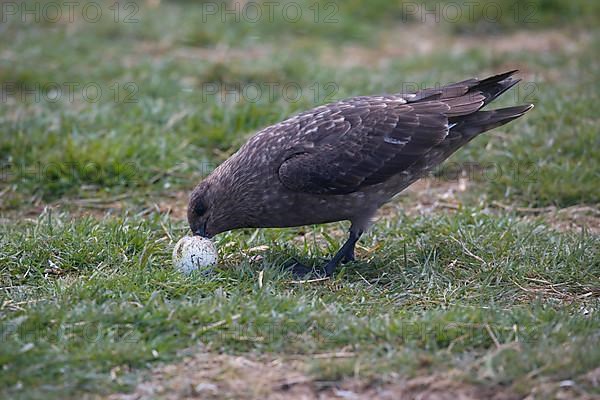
188,70,533,278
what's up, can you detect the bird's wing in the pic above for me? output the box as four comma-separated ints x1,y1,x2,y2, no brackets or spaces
277,94,483,195
276,71,525,195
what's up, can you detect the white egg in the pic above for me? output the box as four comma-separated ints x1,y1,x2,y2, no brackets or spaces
172,236,218,275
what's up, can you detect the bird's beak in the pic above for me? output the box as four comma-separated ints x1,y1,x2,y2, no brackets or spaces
193,221,208,238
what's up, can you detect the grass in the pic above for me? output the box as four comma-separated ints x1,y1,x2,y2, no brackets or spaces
1,0,599,399
2,210,598,397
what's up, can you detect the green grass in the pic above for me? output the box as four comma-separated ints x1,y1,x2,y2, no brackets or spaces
1,0,599,398
1,210,598,397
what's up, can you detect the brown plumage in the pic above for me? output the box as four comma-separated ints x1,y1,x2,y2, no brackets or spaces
188,70,533,277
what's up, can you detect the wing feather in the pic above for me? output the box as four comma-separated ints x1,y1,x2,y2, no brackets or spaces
278,71,520,195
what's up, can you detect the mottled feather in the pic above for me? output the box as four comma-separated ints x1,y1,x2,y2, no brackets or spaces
277,71,517,195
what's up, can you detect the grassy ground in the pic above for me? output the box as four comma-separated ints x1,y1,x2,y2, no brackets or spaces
1,1,599,399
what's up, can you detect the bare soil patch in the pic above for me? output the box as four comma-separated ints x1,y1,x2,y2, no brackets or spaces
108,351,522,400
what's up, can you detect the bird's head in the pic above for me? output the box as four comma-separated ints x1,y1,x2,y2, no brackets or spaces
187,173,249,238
187,179,217,238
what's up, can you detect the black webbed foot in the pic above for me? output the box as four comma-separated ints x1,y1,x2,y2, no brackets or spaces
341,247,355,264
284,258,322,279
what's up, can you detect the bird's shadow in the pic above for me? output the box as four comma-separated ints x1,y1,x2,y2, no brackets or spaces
276,254,396,284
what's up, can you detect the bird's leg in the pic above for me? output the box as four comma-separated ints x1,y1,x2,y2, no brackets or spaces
323,230,361,276
287,230,362,279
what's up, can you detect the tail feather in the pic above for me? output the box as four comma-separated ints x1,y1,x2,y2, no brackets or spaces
453,104,534,136
475,77,521,106
405,72,533,172
417,104,533,170
407,70,521,106
451,70,521,106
